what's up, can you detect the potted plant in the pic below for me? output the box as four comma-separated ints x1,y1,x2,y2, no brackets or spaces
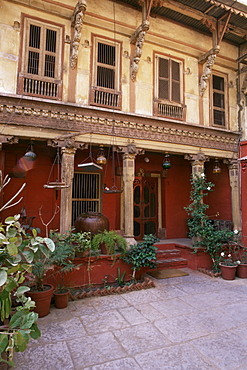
219,250,238,280
0,215,41,367
91,230,127,256
123,234,159,280
71,231,92,257
185,172,238,273
53,286,70,309
236,247,247,278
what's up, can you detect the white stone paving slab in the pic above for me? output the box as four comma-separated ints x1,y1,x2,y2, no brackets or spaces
84,357,142,370
81,309,129,335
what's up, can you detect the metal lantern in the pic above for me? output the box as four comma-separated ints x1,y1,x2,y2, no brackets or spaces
24,143,36,161
213,158,221,174
162,152,171,169
96,145,107,165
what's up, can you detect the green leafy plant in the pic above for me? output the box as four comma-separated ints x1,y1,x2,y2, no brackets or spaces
116,268,126,287
91,230,127,255
185,172,238,272
219,251,238,266
123,234,159,280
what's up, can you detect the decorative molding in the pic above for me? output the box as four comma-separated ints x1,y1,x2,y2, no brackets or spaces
130,20,150,81
0,101,239,153
184,153,209,163
70,0,87,69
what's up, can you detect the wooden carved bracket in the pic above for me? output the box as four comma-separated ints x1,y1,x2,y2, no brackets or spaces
70,0,87,69
130,20,150,81
199,11,231,96
131,0,163,81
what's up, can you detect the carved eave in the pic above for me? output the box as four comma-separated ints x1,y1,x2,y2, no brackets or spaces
70,0,87,70
199,11,232,97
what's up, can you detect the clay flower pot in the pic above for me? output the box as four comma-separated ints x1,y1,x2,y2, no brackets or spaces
54,289,69,309
27,284,54,317
236,263,247,278
219,263,237,280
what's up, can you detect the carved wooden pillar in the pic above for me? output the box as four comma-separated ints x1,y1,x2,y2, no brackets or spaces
224,159,241,231
60,147,76,233
122,145,137,245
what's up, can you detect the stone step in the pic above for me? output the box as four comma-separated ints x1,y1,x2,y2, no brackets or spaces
155,257,188,269
156,249,181,259
155,243,177,251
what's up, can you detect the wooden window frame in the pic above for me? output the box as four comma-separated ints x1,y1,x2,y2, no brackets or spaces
154,53,186,120
90,35,122,109
17,14,64,100
210,72,228,128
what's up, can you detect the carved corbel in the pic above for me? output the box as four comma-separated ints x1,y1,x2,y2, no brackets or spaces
70,0,87,69
199,11,231,96
199,51,219,97
0,136,19,146
130,20,150,81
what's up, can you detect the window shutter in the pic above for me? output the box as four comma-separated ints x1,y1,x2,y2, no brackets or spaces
171,60,180,103
158,58,169,100
97,43,116,89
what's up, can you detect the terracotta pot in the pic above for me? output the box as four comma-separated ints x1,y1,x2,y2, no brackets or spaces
74,212,109,235
27,284,54,317
54,289,69,309
100,243,108,255
75,250,90,258
237,263,247,278
219,264,237,280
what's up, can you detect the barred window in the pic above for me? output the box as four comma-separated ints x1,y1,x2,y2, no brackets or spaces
212,75,226,126
72,172,101,225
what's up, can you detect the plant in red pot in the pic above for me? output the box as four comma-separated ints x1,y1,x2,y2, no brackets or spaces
219,251,238,280
236,247,247,278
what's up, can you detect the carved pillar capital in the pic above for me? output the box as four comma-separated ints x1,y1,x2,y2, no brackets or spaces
70,0,87,69
185,153,209,174
199,52,218,97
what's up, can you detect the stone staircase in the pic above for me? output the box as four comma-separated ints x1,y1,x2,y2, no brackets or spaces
153,242,188,269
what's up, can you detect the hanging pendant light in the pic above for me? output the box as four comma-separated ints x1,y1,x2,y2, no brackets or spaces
96,145,107,165
24,141,36,161
162,152,171,169
213,158,221,174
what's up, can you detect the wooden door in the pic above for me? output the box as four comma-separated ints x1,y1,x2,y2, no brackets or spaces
133,177,158,240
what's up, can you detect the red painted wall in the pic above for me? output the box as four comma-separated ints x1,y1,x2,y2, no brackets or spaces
240,142,247,246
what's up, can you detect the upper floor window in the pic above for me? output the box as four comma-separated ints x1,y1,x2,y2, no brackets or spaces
154,55,186,120
18,16,63,99
90,37,122,109
212,74,226,127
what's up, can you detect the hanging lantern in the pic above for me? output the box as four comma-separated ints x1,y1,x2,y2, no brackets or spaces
162,152,171,169
213,158,221,174
96,145,107,165
24,142,36,161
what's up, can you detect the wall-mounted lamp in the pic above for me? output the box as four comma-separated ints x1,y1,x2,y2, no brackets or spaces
24,142,36,161
96,145,107,165
162,152,171,169
213,158,221,174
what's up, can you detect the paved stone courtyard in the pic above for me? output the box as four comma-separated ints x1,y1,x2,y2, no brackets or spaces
13,268,247,369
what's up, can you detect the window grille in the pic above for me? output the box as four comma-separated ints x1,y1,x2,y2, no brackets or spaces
72,172,101,225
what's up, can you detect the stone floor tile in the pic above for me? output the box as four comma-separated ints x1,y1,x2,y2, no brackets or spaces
34,317,86,344
84,357,142,370
174,280,222,295
113,322,171,355
150,297,195,317
14,342,74,370
89,294,130,311
190,330,247,369
154,314,210,343
134,302,166,322
67,332,127,368
151,285,189,300
121,288,164,306
118,306,149,325
179,290,239,309
134,343,218,370
192,308,239,333
69,300,98,316
81,309,129,334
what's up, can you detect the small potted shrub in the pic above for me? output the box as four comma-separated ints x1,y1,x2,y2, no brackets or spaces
123,234,159,280
91,230,127,255
236,247,247,278
219,250,238,280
